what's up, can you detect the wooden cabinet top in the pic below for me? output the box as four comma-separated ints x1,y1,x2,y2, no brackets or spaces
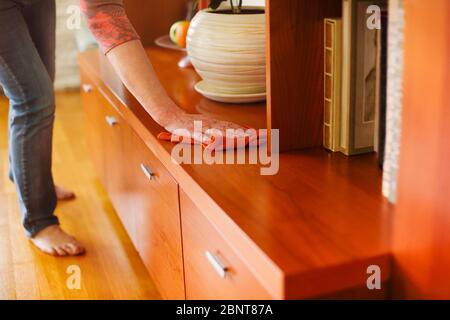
78,47,391,298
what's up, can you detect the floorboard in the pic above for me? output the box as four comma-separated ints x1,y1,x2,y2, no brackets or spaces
0,91,160,300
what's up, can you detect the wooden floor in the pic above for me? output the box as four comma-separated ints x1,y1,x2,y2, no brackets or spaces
0,91,160,300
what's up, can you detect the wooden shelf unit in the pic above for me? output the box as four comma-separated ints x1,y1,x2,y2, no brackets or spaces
77,0,398,299
79,45,391,299
81,0,450,300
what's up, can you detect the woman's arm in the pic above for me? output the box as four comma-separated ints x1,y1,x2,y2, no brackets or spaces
80,0,255,149
80,0,184,127
107,40,187,128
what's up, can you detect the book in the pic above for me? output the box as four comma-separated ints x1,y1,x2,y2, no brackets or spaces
323,18,342,152
376,7,389,168
340,0,386,155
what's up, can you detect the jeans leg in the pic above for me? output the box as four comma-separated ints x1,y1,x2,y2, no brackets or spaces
8,0,56,182
0,3,58,237
23,0,56,82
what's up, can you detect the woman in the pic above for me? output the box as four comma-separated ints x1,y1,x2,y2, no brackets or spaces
0,0,246,257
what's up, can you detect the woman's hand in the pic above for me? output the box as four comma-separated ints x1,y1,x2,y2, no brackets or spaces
160,113,261,151
165,113,245,134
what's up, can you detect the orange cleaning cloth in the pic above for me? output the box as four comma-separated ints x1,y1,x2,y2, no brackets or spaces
157,127,267,152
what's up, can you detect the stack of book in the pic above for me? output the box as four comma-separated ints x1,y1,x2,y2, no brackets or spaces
323,0,388,164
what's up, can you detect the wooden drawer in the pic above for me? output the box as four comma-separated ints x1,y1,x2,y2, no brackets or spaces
180,190,272,300
81,72,138,246
81,74,185,299
128,130,185,300
96,93,138,246
80,72,106,186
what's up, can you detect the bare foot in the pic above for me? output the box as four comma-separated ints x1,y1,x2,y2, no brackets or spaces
30,225,85,257
55,185,75,201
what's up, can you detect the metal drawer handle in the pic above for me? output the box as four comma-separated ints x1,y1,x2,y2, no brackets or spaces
105,116,118,127
140,163,155,180
205,251,228,279
82,84,93,93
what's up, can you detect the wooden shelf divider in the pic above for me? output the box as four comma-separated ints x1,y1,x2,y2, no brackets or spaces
266,0,342,151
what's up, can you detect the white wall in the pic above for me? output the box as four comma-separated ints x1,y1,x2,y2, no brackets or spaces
55,0,80,90
244,0,265,6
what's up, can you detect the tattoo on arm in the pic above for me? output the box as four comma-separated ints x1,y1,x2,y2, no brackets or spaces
80,0,140,54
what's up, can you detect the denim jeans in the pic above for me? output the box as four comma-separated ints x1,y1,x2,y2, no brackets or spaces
0,0,58,237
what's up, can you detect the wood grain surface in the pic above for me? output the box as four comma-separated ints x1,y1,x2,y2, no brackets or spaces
79,47,391,298
266,0,342,151
392,0,450,299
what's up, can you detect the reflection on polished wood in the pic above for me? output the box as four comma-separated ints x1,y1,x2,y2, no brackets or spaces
0,92,160,300
79,47,392,298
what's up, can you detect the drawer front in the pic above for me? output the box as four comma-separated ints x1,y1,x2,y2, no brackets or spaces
180,190,271,300
96,93,138,246
80,75,184,299
81,72,137,247
80,72,106,186
129,130,185,300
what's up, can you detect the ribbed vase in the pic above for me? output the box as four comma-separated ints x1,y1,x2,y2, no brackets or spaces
187,8,266,97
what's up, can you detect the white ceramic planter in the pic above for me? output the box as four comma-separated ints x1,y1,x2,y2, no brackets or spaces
187,7,266,102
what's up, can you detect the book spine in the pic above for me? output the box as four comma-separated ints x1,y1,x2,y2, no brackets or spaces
324,19,342,152
340,0,352,155
377,8,389,167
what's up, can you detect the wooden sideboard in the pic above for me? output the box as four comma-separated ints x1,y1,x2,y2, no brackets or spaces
78,47,391,299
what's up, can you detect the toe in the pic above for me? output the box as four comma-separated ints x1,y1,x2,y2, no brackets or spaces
66,242,86,256
55,185,76,201
63,243,76,255
74,244,86,256
46,247,58,256
63,243,82,256
54,246,68,257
